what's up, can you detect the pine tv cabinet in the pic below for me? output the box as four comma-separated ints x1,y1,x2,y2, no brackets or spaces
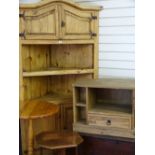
73,78,135,139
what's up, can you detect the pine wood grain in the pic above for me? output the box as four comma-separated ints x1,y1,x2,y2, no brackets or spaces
20,100,59,120
23,69,94,77
20,0,102,11
20,100,59,155
36,131,83,150
73,78,135,89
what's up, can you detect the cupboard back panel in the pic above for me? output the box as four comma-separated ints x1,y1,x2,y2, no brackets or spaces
96,89,131,102
22,45,50,72
90,89,132,106
50,44,93,68
22,44,94,71
49,74,93,95
23,77,49,101
23,74,93,101
87,88,132,115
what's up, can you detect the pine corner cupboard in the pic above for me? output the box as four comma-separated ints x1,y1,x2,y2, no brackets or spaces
19,0,101,154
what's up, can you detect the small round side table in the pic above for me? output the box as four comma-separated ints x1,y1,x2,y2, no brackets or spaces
20,100,59,155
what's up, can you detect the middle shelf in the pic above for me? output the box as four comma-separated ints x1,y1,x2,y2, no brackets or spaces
22,43,95,77
23,68,94,77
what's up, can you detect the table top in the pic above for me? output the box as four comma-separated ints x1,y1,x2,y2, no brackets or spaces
36,131,83,150
20,100,59,120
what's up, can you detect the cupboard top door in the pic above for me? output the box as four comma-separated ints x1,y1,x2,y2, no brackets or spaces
20,4,59,40
60,4,97,40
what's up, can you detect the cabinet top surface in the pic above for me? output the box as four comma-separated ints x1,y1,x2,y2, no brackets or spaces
19,0,102,11
73,78,135,89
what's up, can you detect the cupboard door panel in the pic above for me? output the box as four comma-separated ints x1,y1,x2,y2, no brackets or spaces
20,5,59,40
61,5,96,39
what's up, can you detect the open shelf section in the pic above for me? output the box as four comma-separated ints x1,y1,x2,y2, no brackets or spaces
88,104,132,116
22,44,94,77
23,68,94,77
87,87,133,116
75,106,87,123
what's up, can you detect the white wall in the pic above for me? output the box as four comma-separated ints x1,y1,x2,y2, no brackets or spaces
75,0,135,78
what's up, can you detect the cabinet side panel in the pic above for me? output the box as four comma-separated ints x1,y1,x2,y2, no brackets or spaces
22,45,31,72
20,42,25,111
73,87,78,123
131,89,135,129
93,12,99,78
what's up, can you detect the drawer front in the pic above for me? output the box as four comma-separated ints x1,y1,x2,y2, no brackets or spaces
88,114,131,129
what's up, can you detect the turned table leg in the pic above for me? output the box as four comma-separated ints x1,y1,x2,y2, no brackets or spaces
59,149,66,155
75,147,78,155
28,119,33,155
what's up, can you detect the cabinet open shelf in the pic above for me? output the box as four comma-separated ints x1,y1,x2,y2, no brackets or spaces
88,103,132,116
87,87,133,116
75,106,87,123
23,68,94,77
22,44,94,77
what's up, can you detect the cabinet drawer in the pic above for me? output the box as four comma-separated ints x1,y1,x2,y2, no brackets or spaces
88,114,131,129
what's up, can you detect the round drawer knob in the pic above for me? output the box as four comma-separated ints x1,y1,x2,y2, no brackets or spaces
106,119,111,125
